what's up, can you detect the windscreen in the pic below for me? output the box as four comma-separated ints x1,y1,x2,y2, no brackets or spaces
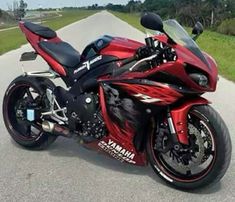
163,19,209,67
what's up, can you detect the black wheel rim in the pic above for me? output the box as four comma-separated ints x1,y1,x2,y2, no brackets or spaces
6,84,44,141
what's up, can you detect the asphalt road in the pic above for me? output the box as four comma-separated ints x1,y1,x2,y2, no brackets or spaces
0,11,234,202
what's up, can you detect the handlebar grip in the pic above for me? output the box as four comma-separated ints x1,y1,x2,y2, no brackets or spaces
112,56,136,77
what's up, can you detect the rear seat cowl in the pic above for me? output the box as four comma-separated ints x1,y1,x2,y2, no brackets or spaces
24,21,57,39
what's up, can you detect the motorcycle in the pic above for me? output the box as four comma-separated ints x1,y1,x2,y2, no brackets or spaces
2,12,232,190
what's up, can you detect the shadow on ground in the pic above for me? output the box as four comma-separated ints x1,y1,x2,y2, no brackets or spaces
12,136,221,194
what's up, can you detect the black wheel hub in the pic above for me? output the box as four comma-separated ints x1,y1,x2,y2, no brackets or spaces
168,134,200,165
15,93,46,123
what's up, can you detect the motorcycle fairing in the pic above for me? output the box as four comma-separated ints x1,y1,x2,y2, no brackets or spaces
110,79,183,105
66,55,118,87
115,51,217,93
83,85,148,166
83,79,183,165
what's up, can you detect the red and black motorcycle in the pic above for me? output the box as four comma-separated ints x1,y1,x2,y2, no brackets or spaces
2,13,231,190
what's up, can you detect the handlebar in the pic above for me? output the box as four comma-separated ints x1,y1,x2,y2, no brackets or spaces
120,55,137,66
112,37,172,76
112,44,157,77
112,56,136,77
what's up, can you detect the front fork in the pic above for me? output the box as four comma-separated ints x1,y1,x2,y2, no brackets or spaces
167,97,210,146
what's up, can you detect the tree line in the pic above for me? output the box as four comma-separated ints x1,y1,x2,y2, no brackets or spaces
96,0,235,28
1,0,234,30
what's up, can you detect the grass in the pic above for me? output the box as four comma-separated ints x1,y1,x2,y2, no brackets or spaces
0,23,18,29
112,11,235,82
0,10,97,55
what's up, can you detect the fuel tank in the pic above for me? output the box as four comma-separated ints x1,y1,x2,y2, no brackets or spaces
81,35,143,60
68,36,143,91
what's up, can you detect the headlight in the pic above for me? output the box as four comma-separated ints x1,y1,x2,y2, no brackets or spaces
189,73,208,87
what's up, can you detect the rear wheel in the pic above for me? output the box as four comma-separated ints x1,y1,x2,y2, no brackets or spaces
2,76,57,150
147,105,232,190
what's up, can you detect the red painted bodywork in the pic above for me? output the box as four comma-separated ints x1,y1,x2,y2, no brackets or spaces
100,37,143,59
82,86,147,166
112,81,183,105
20,21,218,166
19,22,67,76
101,86,146,165
170,97,210,145
116,35,218,93
95,35,217,165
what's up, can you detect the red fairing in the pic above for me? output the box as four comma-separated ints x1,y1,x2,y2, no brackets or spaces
112,81,183,105
119,57,217,94
86,86,147,166
19,21,67,76
115,35,218,93
155,35,218,92
202,52,218,91
100,37,143,59
85,81,183,166
170,97,210,145
174,45,218,92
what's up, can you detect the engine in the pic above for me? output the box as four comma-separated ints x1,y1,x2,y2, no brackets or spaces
54,87,106,142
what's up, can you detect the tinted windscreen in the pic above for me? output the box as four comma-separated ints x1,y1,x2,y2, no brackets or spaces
163,20,209,67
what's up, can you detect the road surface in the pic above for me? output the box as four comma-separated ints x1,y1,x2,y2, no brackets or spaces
0,11,234,202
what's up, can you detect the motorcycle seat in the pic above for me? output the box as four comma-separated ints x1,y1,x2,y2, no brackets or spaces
39,41,81,68
24,22,57,39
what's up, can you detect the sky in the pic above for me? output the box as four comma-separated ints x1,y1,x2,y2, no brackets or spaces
0,0,135,10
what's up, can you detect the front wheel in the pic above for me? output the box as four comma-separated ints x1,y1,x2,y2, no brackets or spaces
147,105,232,190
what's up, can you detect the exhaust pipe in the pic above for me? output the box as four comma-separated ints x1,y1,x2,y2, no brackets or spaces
42,121,71,138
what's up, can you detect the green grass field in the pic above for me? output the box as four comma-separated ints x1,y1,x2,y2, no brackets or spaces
0,10,97,55
112,12,235,82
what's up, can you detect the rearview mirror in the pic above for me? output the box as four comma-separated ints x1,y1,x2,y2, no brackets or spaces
192,22,204,36
140,12,164,32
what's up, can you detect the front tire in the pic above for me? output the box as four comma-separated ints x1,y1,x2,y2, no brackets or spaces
147,105,232,190
2,76,57,150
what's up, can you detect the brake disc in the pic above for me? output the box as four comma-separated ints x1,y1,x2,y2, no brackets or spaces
162,123,205,172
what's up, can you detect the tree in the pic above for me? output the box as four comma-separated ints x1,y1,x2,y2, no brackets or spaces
126,0,142,13
18,0,27,19
142,0,234,27
0,9,2,18
143,0,175,17
106,4,126,12
13,0,27,20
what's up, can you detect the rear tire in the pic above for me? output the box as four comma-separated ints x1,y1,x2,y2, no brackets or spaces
2,76,57,150
146,105,232,190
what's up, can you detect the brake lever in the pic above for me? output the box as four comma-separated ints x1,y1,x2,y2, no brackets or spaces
129,53,158,72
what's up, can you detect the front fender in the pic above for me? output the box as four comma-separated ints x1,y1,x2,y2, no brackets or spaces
170,97,210,145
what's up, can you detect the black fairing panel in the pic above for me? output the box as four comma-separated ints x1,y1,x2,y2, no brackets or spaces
61,35,115,87
69,57,118,94
81,35,113,59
